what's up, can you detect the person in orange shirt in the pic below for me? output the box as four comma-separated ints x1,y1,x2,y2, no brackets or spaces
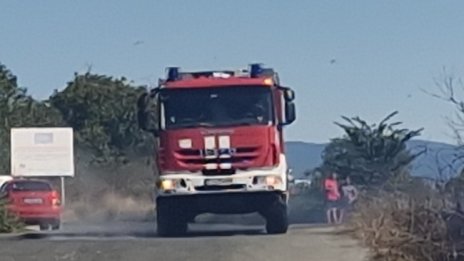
324,171,341,224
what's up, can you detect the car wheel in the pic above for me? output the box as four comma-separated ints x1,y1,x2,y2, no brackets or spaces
39,223,51,231
51,219,61,230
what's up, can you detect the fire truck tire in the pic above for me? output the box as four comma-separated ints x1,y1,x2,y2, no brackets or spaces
264,198,289,234
156,199,188,237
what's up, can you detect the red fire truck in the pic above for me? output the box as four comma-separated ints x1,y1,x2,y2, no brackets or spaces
137,64,296,236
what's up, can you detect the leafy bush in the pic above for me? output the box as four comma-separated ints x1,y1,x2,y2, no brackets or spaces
322,111,424,187
0,200,23,233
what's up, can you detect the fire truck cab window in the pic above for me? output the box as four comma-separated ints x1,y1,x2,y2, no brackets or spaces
161,86,273,129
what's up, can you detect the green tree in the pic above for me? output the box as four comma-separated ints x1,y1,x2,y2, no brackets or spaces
321,111,424,188
0,64,157,225
0,63,63,173
49,71,153,164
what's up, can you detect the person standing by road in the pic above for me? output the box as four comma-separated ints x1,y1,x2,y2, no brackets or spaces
339,176,358,223
324,171,341,224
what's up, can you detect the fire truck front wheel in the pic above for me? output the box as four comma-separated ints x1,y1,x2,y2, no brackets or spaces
156,198,188,237
262,196,289,234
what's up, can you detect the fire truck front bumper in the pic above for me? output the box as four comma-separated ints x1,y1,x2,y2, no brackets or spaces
155,170,288,197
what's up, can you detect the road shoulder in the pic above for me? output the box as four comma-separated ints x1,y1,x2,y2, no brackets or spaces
289,224,368,261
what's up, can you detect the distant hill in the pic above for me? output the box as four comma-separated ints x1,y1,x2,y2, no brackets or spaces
285,139,463,180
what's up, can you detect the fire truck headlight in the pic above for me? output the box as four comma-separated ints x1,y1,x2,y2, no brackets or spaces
254,175,282,186
160,179,176,190
265,176,282,186
158,178,187,191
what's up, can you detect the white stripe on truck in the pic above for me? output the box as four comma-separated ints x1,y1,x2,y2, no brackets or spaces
205,163,217,170
204,136,216,149
218,135,231,159
204,136,216,159
203,135,232,170
219,135,231,168
219,163,232,169
218,135,230,148
204,136,217,169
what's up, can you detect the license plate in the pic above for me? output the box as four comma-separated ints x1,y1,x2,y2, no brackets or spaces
23,198,43,204
205,178,233,186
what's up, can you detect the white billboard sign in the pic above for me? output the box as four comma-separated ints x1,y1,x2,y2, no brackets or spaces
10,127,74,177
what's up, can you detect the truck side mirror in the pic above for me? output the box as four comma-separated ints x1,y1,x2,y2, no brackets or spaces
278,86,295,102
284,101,296,125
277,86,296,126
284,89,295,102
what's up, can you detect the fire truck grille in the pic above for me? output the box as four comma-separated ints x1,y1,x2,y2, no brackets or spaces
195,184,246,191
174,147,260,174
201,168,235,176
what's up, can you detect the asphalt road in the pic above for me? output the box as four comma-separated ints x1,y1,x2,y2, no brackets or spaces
0,222,367,261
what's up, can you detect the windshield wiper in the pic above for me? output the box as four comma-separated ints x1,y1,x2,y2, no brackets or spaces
170,122,215,129
168,119,263,129
211,119,260,127
232,118,260,126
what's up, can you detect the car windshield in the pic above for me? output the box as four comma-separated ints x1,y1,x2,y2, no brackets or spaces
11,181,52,192
160,86,274,129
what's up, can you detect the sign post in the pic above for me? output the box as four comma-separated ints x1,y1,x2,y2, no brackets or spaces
61,176,66,207
10,127,74,206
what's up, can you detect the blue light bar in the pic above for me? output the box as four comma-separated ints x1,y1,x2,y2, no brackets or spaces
250,63,263,78
166,67,180,81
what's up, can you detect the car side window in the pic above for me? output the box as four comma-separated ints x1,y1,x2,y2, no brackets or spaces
3,182,14,193
0,182,10,198
0,182,8,193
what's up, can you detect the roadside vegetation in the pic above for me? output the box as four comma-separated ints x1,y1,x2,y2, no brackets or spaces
0,62,156,229
287,103,464,260
316,110,464,261
0,199,23,233
288,111,425,224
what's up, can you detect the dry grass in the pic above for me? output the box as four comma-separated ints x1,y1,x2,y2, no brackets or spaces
346,188,464,261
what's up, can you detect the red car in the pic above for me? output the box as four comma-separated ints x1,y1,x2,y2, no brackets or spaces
0,179,62,230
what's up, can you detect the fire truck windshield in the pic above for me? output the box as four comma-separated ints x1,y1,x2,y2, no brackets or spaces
160,85,273,129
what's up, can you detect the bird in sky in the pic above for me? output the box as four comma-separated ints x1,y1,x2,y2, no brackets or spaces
133,40,144,46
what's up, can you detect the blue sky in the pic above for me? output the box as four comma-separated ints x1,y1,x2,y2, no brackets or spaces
1,0,464,144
